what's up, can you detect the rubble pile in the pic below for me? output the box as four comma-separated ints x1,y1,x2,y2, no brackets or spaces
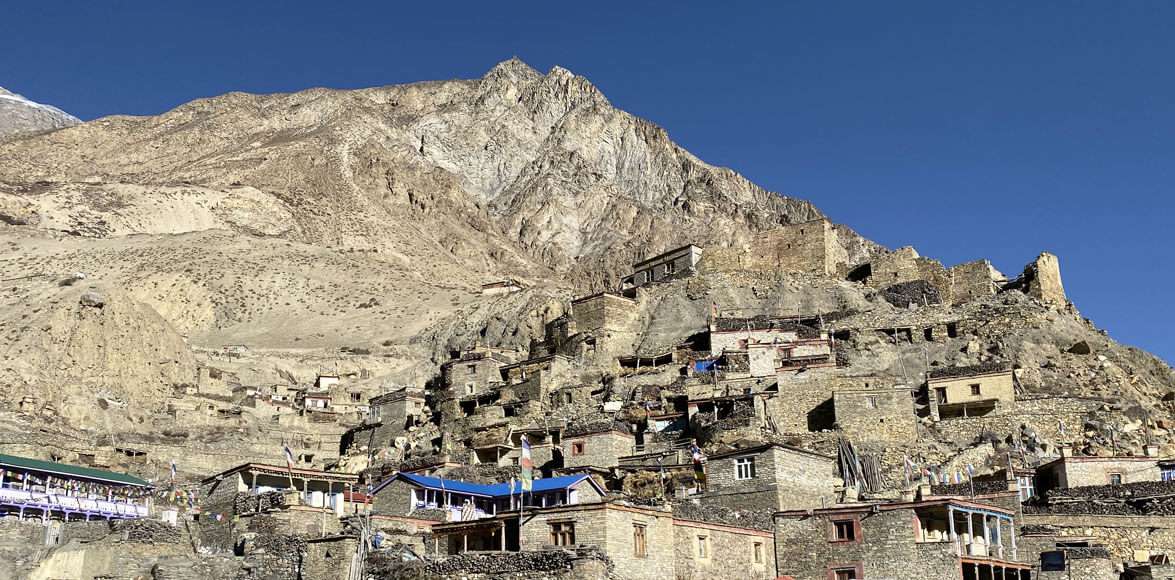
110,518,181,544
880,280,941,308
242,534,307,578
1026,481,1175,515
930,480,1011,496
927,361,1012,380
422,547,610,577
234,491,287,514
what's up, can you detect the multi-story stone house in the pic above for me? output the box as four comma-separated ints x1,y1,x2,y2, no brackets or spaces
774,497,1032,580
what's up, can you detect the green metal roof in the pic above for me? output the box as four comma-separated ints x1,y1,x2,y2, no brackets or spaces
0,453,151,487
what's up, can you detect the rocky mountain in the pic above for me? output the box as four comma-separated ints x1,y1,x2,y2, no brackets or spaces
0,87,79,140
0,58,1170,486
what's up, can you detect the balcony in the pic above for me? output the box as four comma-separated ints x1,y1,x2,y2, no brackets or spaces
0,486,148,520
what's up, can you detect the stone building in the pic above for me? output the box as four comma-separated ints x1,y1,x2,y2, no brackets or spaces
699,443,840,512
570,292,640,360
370,472,605,522
199,463,360,515
672,517,776,580
365,387,427,447
1035,450,1166,494
748,219,849,276
0,453,151,521
622,244,703,290
927,364,1015,420
832,387,917,444
774,497,1032,580
708,315,835,377
430,502,674,579
563,423,636,470
441,349,511,399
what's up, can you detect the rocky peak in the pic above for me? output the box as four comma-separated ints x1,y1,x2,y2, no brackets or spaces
0,86,80,140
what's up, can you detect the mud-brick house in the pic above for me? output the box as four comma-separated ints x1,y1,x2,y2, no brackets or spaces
927,363,1015,420
370,472,605,523
699,443,840,512
774,497,1032,580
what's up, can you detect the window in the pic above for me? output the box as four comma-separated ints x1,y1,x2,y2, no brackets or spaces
696,535,710,559
1109,473,1123,486
830,518,858,543
467,364,476,375
864,396,878,409
350,392,361,402
935,387,948,405
831,567,859,580
549,522,575,546
466,383,475,395
735,457,756,480
633,524,647,558
753,541,764,564
1017,475,1036,501
563,391,573,404
970,383,982,396
571,442,585,456
666,261,677,275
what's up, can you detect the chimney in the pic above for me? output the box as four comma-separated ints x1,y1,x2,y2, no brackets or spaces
1059,444,1073,458
1144,444,1159,458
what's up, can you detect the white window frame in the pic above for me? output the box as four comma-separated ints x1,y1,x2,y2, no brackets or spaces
735,457,756,480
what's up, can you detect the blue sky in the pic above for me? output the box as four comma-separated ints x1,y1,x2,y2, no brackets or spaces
3,1,1173,363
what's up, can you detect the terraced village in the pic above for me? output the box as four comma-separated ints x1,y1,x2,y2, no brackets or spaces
1,61,1174,580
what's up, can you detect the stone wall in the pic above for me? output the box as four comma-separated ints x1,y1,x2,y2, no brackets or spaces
517,504,674,580
1022,513,1175,562
749,219,847,276
672,519,774,580
949,259,1005,305
1023,252,1067,305
303,536,358,580
444,356,505,399
926,396,1095,446
563,430,634,469
833,388,917,444
774,509,961,580
372,478,416,517
1042,457,1162,490
702,446,839,512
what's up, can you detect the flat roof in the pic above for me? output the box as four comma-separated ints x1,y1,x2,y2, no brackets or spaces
201,462,359,483
0,453,150,487
708,442,835,462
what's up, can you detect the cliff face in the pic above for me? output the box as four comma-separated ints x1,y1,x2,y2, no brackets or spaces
0,60,857,288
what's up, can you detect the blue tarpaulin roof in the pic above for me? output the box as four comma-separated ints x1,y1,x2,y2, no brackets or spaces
375,472,600,497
